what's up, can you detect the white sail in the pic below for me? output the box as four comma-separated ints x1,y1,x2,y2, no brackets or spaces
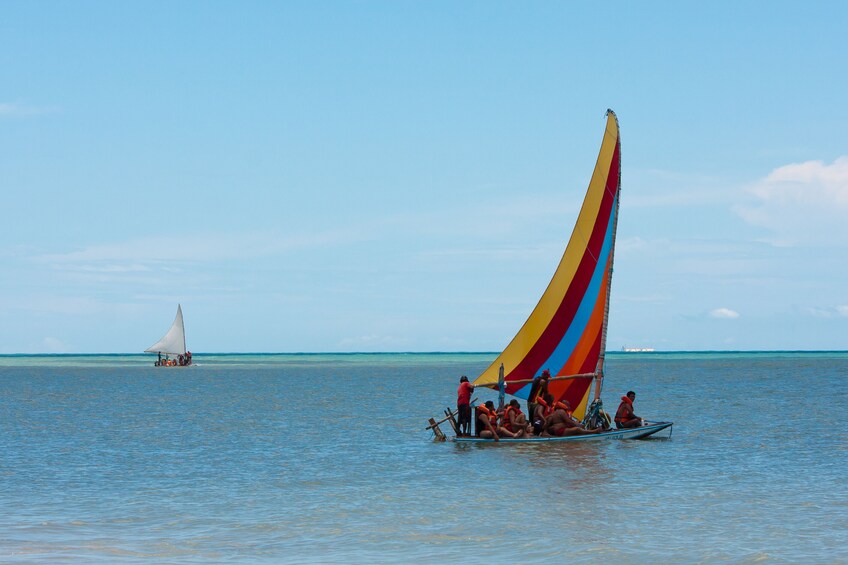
144,305,187,355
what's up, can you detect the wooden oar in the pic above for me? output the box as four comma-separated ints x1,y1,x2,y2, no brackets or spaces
424,397,478,430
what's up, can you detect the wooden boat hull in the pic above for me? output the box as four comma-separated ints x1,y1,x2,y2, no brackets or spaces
451,421,672,443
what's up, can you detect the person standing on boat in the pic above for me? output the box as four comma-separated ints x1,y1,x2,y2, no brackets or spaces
456,376,474,437
526,369,550,425
531,394,551,435
615,391,642,428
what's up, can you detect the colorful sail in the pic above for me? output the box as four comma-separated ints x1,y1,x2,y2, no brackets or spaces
472,110,621,419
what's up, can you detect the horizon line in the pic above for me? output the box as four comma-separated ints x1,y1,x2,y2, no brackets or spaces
1,349,847,356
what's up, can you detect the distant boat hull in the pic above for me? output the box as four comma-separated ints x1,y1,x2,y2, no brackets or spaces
451,421,672,443
154,359,192,368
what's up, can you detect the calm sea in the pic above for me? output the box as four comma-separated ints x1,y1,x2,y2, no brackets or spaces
1,352,846,563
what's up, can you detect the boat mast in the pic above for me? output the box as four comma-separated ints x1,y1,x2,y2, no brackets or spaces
593,109,621,402
178,304,186,355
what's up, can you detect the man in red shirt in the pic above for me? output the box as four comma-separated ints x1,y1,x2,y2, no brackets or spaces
456,376,474,436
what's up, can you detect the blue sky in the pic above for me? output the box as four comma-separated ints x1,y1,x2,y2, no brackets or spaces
2,1,847,353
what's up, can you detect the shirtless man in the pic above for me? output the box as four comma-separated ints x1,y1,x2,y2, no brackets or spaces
544,400,603,436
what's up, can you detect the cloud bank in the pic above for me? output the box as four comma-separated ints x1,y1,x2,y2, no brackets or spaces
735,156,848,246
0,102,57,117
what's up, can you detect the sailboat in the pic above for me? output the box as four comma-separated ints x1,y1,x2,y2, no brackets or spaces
145,304,192,367
436,110,671,442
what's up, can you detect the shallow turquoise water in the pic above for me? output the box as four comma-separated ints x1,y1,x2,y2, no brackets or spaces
1,352,846,563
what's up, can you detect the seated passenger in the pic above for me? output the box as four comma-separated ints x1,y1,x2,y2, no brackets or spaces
615,391,642,428
544,400,603,436
503,399,530,438
475,401,500,441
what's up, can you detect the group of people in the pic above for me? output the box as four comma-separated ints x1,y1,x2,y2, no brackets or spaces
154,351,192,367
455,372,644,440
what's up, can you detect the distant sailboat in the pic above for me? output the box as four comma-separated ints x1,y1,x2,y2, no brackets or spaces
428,110,671,442
145,305,192,367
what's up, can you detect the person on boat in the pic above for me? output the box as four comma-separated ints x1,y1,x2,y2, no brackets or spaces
544,399,602,436
456,375,474,437
475,401,500,441
615,391,642,428
503,399,530,438
531,393,552,435
526,369,551,424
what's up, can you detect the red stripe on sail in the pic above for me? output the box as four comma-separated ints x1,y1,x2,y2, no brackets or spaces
554,262,609,376
504,142,620,390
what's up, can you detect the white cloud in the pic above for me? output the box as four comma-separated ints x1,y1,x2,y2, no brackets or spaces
42,337,69,353
734,156,848,246
0,102,57,117
625,168,736,208
337,334,412,349
0,295,143,317
616,236,648,253
709,308,740,319
35,229,361,266
806,305,848,318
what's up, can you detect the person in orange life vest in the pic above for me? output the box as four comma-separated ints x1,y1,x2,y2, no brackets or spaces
526,369,551,424
475,401,500,441
503,399,530,438
615,391,642,428
531,393,552,435
544,399,603,436
456,376,475,437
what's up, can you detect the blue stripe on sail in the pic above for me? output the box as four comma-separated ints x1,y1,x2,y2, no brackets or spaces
539,197,618,375
512,382,533,400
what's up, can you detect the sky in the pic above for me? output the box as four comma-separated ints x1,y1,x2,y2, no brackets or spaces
2,1,847,353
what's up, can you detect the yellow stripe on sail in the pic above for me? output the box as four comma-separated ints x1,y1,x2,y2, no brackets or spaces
572,386,592,421
474,114,619,387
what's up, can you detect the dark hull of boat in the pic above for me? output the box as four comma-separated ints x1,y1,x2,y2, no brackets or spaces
451,421,672,443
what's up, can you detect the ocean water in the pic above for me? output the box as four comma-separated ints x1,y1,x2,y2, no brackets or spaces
1,352,846,563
